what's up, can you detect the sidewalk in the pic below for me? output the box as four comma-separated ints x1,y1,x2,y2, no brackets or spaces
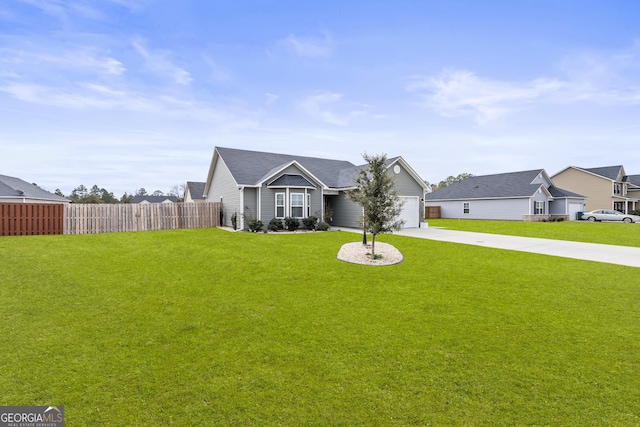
338,226,640,268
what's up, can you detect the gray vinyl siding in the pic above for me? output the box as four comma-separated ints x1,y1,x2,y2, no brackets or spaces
258,165,322,224
258,187,321,224
430,198,531,220
329,193,362,228
243,188,258,228
207,157,240,227
389,164,425,222
531,190,548,214
549,199,565,215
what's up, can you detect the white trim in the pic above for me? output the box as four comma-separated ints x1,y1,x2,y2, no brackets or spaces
290,192,304,218
257,160,325,188
257,187,262,221
275,192,285,218
239,187,245,230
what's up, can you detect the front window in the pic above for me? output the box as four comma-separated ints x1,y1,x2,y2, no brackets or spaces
535,201,545,214
614,183,621,195
463,202,470,214
291,193,303,218
613,202,625,213
306,193,311,217
275,193,285,218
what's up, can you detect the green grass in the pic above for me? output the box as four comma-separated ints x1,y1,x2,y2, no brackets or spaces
427,218,640,247
1,229,639,425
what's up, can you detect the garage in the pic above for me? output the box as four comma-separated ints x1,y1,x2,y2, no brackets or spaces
568,202,583,221
398,196,420,228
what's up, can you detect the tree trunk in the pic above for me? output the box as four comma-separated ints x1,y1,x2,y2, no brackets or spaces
371,233,376,258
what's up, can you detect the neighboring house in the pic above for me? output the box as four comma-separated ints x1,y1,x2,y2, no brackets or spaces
625,174,640,204
424,169,585,221
184,181,206,203
203,147,428,230
132,195,178,204
0,174,70,204
551,165,640,213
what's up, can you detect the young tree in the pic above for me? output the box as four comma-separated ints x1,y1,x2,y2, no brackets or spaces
347,153,405,258
169,183,186,202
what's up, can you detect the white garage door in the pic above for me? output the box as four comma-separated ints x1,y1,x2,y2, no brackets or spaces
568,203,582,221
399,196,419,228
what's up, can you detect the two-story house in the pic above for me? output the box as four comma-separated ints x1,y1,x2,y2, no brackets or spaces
551,166,640,213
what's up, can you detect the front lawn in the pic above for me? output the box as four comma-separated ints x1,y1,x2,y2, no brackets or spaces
427,218,640,247
1,229,638,425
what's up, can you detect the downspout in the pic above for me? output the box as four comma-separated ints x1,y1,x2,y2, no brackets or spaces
239,186,245,230
257,187,261,223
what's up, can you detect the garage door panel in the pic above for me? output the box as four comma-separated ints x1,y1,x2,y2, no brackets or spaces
399,196,419,228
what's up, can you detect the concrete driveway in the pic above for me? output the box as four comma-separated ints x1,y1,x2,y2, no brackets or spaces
340,226,640,268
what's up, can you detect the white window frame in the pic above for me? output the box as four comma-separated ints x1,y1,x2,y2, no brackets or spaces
535,201,545,215
463,202,470,214
306,193,311,217
291,193,304,218
275,192,285,218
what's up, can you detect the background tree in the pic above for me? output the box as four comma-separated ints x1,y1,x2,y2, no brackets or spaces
435,173,474,190
152,190,164,196
347,153,405,258
135,188,148,196
169,183,186,202
120,192,134,204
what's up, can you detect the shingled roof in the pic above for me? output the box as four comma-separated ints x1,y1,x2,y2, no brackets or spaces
186,181,206,200
424,169,584,201
579,165,625,181
0,174,69,202
215,147,361,189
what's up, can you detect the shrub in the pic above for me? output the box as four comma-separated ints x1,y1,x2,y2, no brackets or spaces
231,212,237,230
248,219,263,233
316,221,330,231
268,218,283,232
284,217,300,231
302,215,318,231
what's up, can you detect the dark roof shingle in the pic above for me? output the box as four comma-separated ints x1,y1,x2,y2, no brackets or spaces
0,174,69,202
217,147,359,188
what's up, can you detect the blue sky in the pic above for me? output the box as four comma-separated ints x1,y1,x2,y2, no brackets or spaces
2,1,640,196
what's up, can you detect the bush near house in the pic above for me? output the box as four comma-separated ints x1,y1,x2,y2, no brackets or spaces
284,216,300,231
268,218,284,232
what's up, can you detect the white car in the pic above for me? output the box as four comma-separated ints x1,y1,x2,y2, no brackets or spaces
581,209,640,223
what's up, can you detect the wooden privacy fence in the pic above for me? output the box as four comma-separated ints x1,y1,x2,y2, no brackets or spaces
425,206,441,219
64,202,221,234
1,203,64,236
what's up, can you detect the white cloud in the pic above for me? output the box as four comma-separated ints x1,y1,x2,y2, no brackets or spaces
410,43,640,124
298,91,368,125
558,42,640,105
18,0,70,22
0,44,125,76
276,33,332,58
132,38,193,85
0,81,229,121
407,69,565,124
